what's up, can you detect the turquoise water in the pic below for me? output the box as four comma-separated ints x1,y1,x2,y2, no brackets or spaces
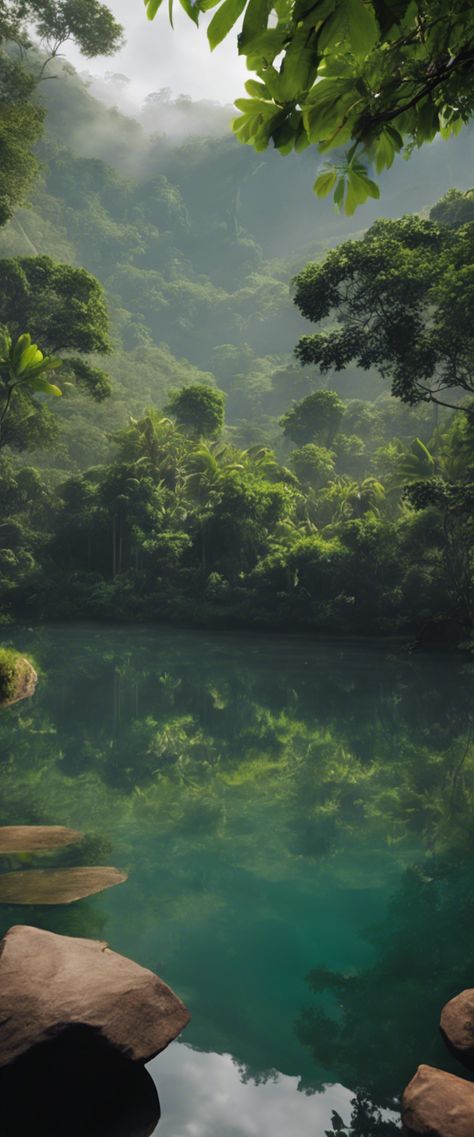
1,625,474,1134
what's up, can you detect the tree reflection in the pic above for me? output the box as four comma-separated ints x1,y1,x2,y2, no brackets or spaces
1,627,474,1092
297,851,474,1110
325,1094,399,1136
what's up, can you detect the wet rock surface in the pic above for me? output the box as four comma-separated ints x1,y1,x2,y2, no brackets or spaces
402,1064,474,1136
440,989,474,1072
0,924,191,1068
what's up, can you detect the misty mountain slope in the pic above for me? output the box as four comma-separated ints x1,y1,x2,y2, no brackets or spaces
0,60,472,469
36,61,474,258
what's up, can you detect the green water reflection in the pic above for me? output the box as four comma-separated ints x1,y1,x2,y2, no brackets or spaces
0,626,473,1131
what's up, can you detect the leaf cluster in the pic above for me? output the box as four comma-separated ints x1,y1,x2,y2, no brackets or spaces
145,0,474,211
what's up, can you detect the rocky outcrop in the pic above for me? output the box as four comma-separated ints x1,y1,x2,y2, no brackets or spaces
440,989,474,1072
0,866,127,904
0,924,190,1068
402,1064,474,1136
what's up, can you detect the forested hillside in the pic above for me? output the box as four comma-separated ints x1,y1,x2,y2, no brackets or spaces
1,60,474,466
0,56,473,646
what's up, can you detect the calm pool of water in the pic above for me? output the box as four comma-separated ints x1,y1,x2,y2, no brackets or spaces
1,625,473,1134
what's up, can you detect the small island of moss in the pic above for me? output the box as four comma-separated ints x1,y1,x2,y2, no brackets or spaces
0,649,37,707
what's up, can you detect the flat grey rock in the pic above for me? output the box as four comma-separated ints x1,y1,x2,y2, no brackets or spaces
0,924,191,1067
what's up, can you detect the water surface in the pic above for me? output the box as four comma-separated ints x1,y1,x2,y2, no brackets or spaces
1,625,473,1134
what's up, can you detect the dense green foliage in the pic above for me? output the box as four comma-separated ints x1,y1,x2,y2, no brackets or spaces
165,384,226,438
0,258,112,452
0,57,471,646
146,0,474,210
0,329,62,448
0,0,122,225
0,387,472,645
294,199,474,412
0,644,21,699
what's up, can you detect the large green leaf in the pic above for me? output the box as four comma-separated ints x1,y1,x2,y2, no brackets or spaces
208,0,247,48
302,80,356,142
345,163,380,213
240,0,273,48
277,26,319,101
344,0,378,56
313,168,338,196
145,0,164,19
179,0,200,25
16,344,44,375
12,333,31,369
318,0,378,55
26,374,62,397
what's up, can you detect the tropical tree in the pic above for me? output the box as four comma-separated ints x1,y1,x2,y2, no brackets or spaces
145,0,474,211
165,384,226,439
390,438,436,492
0,0,123,226
280,390,345,446
293,210,474,414
0,257,112,451
290,443,336,487
0,329,61,447
113,410,188,493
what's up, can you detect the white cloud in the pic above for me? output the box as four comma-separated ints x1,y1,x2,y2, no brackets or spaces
147,1043,354,1137
63,0,248,105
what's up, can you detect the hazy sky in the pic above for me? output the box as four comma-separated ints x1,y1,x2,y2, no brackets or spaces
64,0,248,105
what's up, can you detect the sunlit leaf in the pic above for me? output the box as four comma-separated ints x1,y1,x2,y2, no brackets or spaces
145,0,164,19
314,168,338,196
208,0,247,49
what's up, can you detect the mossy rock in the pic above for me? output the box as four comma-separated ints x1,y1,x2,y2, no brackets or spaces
0,650,37,707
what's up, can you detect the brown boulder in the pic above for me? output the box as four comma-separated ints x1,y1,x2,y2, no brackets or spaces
0,866,127,904
0,826,83,853
441,989,474,1072
0,924,190,1068
402,1064,474,1136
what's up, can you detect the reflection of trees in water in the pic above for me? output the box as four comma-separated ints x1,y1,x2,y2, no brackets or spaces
0,894,108,945
3,631,473,848
297,852,474,1112
1,628,474,1096
326,1094,399,1135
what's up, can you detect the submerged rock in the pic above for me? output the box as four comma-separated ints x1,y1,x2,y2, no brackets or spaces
0,826,83,853
0,925,190,1068
402,1064,474,1136
0,866,127,904
440,989,474,1072
0,655,37,707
